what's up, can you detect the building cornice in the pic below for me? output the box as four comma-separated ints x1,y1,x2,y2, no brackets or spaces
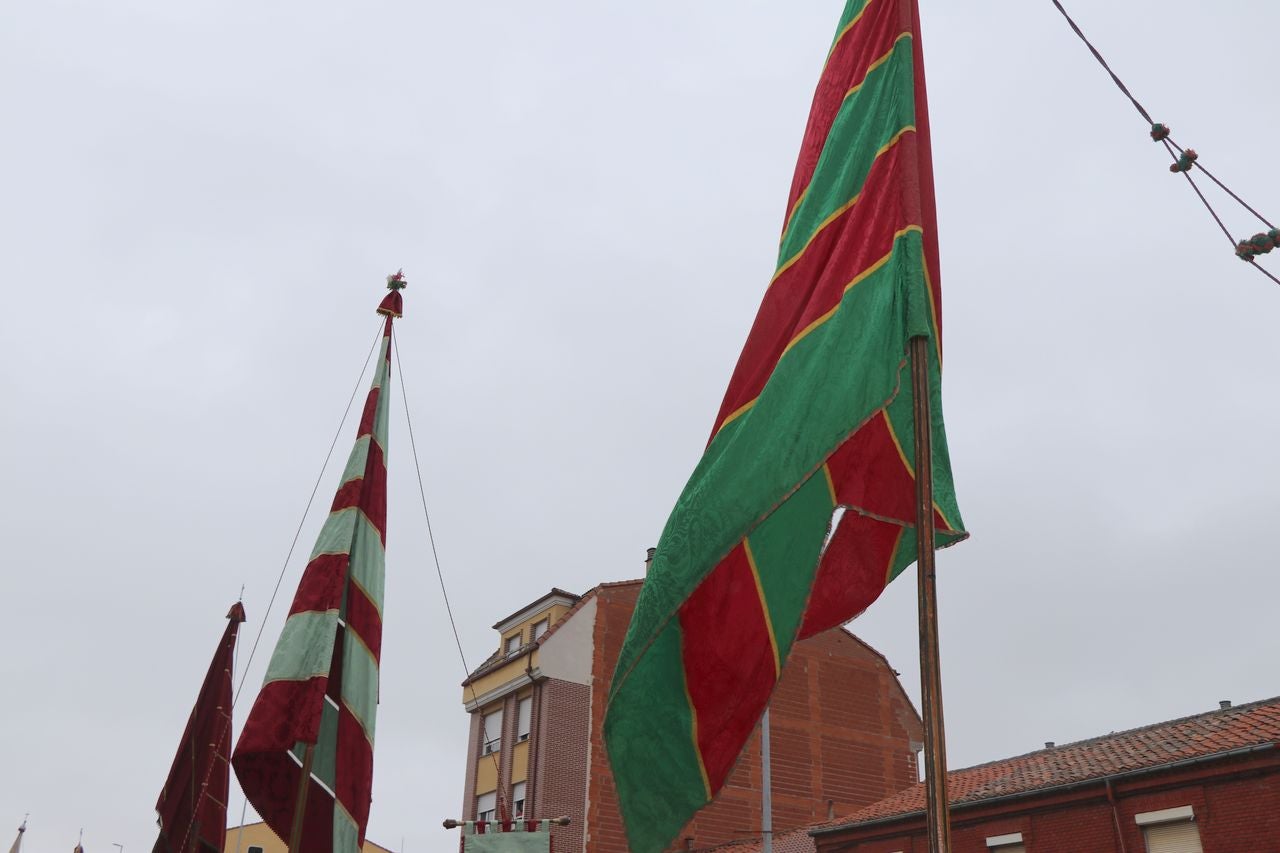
493,592,579,633
464,667,545,713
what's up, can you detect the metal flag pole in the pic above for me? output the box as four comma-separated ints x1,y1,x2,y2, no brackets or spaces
910,335,952,853
287,743,317,852
761,708,773,853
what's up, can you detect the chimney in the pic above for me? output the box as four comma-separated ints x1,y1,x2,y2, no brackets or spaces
827,799,835,820
645,547,656,574
1219,700,1232,710
1044,741,1055,749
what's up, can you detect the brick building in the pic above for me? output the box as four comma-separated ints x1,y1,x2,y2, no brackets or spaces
459,578,924,852
806,695,1280,853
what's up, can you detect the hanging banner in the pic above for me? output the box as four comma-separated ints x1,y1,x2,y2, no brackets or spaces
462,820,551,853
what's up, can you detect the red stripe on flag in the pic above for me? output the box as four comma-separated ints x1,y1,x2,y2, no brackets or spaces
343,581,383,663
827,412,915,522
234,678,329,755
287,554,349,617
905,0,943,348
356,387,382,441
712,138,918,439
335,706,375,840
678,545,777,792
329,439,388,541
798,511,900,639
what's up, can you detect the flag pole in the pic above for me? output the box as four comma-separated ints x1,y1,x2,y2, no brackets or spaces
287,743,316,852
910,335,951,853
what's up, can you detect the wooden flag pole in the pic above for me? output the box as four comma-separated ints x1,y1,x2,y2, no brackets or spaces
287,743,316,852
910,335,952,853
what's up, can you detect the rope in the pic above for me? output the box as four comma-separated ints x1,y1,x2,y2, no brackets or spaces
233,319,386,701
392,332,509,821
174,319,385,853
1050,0,1280,287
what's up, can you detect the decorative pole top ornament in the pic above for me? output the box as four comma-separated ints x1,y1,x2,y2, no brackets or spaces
378,268,406,318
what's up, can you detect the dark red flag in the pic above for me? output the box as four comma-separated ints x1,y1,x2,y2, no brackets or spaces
153,602,246,853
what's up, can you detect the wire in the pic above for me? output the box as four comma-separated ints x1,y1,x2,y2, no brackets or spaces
392,331,510,822
1049,0,1279,286
173,319,385,853
1048,0,1154,125
233,320,385,702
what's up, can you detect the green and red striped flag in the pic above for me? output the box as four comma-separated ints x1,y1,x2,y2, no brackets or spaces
602,2,965,850
232,277,405,853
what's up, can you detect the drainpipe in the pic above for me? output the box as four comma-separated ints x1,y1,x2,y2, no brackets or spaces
1105,779,1128,853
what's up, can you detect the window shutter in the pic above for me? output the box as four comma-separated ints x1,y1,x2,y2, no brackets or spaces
483,709,504,753
476,791,497,820
512,781,527,818
1143,821,1204,853
518,697,533,740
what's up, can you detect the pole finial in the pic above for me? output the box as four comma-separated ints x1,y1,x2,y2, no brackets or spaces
378,269,406,318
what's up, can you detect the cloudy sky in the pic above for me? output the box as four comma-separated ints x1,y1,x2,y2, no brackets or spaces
3,0,1278,850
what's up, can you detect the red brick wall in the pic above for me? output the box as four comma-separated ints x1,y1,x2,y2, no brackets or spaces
586,583,923,853
816,752,1280,853
534,677,591,853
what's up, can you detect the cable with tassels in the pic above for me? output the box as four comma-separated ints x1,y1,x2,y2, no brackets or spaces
1051,0,1280,288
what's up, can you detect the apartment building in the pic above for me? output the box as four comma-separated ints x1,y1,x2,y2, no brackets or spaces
460,576,924,852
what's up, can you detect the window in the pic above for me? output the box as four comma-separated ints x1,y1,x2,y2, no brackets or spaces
532,619,550,641
985,834,1025,853
476,791,497,823
504,632,522,655
248,848,264,853
1143,822,1203,853
1136,806,1202,853
517,696,533,742
482,708,503,755
512,781,527,819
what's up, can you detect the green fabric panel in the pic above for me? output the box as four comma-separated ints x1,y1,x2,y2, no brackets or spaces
263,610,338,683
347,512,386,616
919,333,964,532
881,298,965,534
779,38,915,262
333,803,361,853
746,472,835,659
614,233,915,686
338,435,372,490
310,700,340,791
340,631,379,744
310,507,359,560
464,831,550,853
888,526,915,585
605,622,708,853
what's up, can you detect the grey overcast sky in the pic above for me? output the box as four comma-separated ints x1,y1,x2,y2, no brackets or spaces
3,0,1278,850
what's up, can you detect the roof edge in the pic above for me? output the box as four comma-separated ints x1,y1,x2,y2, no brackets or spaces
811,742,1278,837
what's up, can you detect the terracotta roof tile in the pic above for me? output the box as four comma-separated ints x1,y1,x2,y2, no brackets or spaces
693,826,814,852
816,695,1280,834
